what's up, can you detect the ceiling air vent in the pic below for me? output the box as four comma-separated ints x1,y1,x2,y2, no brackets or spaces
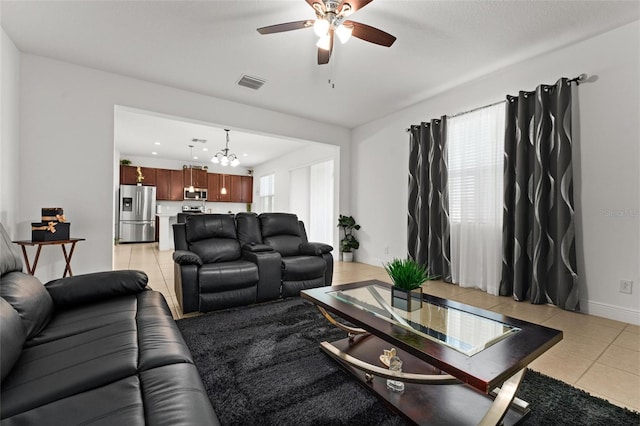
237,74,266,90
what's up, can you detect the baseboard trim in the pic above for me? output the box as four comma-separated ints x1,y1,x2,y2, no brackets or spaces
580,299,640,326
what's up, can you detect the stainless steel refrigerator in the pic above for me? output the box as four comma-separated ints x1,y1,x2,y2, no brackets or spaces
118,185,156,243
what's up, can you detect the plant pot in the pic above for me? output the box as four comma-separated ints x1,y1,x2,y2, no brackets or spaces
391,286,423,312
342,252,354,262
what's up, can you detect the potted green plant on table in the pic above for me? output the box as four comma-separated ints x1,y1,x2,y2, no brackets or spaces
337,215,360,262
384,258,437,311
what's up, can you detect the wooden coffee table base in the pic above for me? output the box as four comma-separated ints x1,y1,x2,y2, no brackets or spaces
324,334,530,426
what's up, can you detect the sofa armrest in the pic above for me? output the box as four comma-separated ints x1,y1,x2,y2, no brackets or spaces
45,270,148,309
242,243,273,253
299,242,333,256
173,250,203,266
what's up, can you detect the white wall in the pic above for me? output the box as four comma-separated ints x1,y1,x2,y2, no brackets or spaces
252,143,340,245
17,53,350,283
0,27,20,237
352,21,640,324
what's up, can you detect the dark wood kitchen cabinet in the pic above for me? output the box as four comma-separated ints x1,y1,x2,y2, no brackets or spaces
156,168,185,201
207,173,230,202
120,165,156,186
207,174,252,203
183,167,207,189
169,169,184,201
239,176,253,203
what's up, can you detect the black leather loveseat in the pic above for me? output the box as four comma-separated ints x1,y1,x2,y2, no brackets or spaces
173,213,333,314
0,224,218,425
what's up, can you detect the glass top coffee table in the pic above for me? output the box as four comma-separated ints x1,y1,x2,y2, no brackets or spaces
301,280,563,426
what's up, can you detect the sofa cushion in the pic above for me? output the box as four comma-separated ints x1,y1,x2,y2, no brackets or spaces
185,214,237,243
25,295,138,347
281,256,327,281
0,224,22,277
0,271,53,339
45,270,148,309
236,212,262,246
199,261,259,293
0,298,26,382
0,375,145,426
190,238,241,264
0,320,139,418
259,213,300,238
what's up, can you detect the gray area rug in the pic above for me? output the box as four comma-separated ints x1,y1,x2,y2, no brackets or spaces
177,298,639,425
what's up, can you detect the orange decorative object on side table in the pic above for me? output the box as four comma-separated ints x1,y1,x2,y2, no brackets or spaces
13,238,85,278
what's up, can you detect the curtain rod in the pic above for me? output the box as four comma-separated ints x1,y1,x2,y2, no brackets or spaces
405,73,587,132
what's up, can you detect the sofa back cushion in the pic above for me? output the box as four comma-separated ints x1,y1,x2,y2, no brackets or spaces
259,213,302,257
185,215,241,264
236,212,262,246
0,271,54,339
0,298,26,382
0,223,23,277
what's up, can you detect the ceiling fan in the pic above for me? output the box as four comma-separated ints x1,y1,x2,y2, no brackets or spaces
257,0,396,65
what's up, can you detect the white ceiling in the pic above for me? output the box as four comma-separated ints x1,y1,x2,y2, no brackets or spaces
2,0,639,164
114,107,311,167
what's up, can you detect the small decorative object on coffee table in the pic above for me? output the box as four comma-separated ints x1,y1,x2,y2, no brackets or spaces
384,258,437,311
386,355,405,392
379,347,397,367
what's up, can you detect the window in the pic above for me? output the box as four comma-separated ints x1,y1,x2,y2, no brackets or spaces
259,173,275,212
447,102,505,294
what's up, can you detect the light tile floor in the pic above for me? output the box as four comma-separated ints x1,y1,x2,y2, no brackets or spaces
114,243,640,412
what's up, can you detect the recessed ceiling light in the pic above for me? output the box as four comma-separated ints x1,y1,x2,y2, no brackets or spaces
193,156,199,160
152,151,158,155
243,153,248,157
202,148,208,152
154,141,161,145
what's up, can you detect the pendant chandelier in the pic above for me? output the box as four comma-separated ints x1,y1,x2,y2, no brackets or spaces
211,129,239,167
188,144,195,193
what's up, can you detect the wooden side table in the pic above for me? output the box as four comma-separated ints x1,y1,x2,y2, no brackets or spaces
13,238,86,278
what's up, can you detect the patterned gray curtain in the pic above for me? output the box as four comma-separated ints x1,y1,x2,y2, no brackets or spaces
500,78,579,310
408,118,452,282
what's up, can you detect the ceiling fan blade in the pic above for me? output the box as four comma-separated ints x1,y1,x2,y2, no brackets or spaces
305,0,324,13
339,0,373,15
345,20,396,47
257,20,313,35
317,30,334,64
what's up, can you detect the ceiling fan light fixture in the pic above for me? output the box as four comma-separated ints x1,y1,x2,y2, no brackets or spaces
316,33,331,50
313,19,329,37
336,24,353,44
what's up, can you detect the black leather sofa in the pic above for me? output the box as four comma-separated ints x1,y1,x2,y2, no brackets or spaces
0,223,218,425
173,213,333,314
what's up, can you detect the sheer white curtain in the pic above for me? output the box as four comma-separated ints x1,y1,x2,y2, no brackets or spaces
447,103,505,295
309,160,334,246
288,160,334,246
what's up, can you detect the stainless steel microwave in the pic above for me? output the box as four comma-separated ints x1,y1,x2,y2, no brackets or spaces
184,188,207,200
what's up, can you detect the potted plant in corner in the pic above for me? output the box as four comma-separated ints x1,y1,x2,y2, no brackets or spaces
338,214,360,262
384,258,437,311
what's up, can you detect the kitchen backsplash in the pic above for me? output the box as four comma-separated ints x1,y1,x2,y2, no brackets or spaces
156,201,251,216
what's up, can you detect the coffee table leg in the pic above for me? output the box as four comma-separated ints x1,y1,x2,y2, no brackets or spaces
478,368,526,426
317,306,369,337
